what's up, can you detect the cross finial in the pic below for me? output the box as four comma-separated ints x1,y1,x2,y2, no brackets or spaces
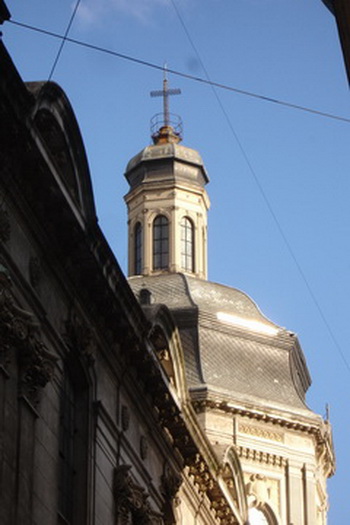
150,63,181,128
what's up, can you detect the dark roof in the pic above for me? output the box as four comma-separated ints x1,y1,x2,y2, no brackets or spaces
129,273,313,415
323,0,350,84
124,142,209,192
0,0,10,24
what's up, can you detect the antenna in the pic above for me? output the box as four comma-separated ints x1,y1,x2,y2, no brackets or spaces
325,403,330,421
150,63,181,128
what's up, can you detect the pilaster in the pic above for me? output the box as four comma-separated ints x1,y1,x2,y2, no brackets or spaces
286,460,304,525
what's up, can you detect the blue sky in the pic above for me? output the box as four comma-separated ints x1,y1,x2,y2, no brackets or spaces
3,1,350,522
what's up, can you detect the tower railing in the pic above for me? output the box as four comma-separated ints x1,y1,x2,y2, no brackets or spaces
150,113,183,142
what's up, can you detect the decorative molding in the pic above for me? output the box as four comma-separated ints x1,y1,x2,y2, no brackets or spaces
187,454,241,524
237,445,286,467
239,423,284,443
18,329,57,405
245,474,280,514
63,311,96,364
192,398,335,477
245,473,281,524
153,401,243,524
192,398,321,437
188,454,215,492
160,462,182,525
114,464,162,524
161,461,182,502
0,266,57,405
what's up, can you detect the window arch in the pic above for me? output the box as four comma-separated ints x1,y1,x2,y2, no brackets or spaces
134,222,142,275
249,508,269,525
181,217,194,272
248,506,278,525
153,215,169,270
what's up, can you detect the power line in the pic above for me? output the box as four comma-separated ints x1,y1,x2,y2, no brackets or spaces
169,0,350,374
6,16,350,373
7,18,350,125
48,0,82,81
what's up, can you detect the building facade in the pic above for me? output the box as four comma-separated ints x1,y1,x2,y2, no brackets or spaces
0,2,334,524
124,78,335,524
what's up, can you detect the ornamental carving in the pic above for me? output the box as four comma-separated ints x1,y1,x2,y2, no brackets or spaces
239,423,284,443
237,446,286,467
161,462,182,502
246,474,269,507
245,474,280,515
114,465,162,525
19,333,57,404
63,311,96,364
0,266,57,405
160,462,182,525
188,454,215,493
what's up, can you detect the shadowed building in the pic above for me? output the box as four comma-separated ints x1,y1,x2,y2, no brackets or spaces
0,2,335,524
0,4,247,524
125,72,335,524
322,0,350,84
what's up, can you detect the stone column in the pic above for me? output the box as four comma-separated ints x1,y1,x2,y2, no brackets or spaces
170,205,177,273
144,212,152,275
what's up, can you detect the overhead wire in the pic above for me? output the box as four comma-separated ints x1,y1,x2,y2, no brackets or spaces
48,0,82,81
7,18,350,125
169,0,350,374
175,2,350,375
6,14,350,373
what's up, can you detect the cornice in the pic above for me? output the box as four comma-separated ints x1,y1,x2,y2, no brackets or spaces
192,396,319,433
124,178,209,204
135,360,245,523
191,397,335,477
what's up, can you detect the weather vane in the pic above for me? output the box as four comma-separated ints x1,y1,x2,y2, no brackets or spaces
150,64,181,128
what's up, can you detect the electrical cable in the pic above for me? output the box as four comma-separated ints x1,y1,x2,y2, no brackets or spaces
6,15,350,373
7,18,350,124
47,0,82,81
169,0,350,374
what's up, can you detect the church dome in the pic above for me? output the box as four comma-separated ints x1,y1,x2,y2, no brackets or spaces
125,142,209,191
126,142,207,174
129,273,314,417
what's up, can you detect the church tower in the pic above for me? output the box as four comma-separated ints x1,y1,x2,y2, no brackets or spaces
124,71,210,279
125,75,335,525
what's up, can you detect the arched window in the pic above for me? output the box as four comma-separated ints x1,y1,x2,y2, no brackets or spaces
181,217,194,272
248,507,275,525
134,222,142,275
153,215,169,270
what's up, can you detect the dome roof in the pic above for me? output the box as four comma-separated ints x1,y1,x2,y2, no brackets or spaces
126,142,208,180
129,273,313,417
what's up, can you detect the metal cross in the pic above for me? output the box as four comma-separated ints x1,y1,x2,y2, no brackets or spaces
150,64,181,128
